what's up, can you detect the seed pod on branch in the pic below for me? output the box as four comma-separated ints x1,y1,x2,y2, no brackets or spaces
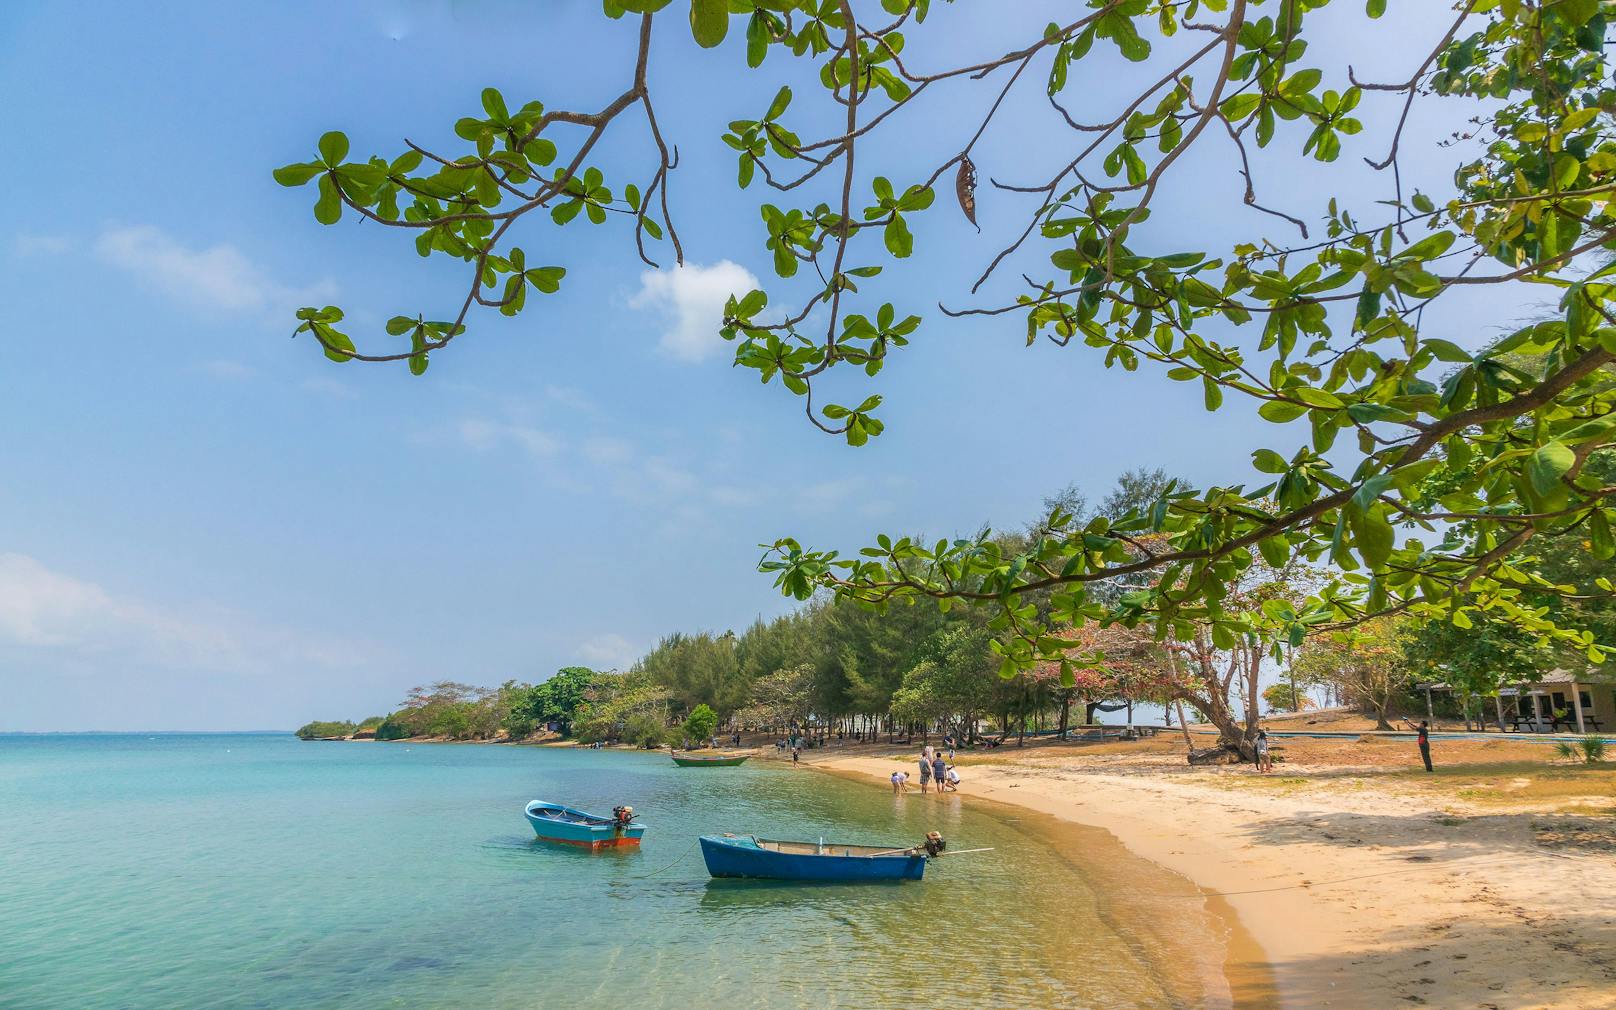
955,156,978,231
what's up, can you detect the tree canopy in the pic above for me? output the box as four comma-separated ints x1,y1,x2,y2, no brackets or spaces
276,1,1616,717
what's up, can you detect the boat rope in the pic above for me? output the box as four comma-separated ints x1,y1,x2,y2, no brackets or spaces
630,838,701,879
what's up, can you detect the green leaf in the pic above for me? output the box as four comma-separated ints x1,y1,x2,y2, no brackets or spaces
767,86,792,121
690,0,728,47
480,89,507,122
1259,400,1308,423
1252,448,1288,473
884,215,913,258
317,131,349,167
1350,505,1395,570
1397,231,1455,261
314,174,343,225
1257,536,1290,568
1589,510,1614,560
273,162,322,187
1291,387,1343,409
317,325,355,363
1528,441,1575,496
1561,414,1616,445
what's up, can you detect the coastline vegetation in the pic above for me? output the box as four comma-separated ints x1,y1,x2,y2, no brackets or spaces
303,468,1615,750
294,720,358,741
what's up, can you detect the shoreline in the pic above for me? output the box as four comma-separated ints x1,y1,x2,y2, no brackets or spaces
813,761,1280,1009
782,740,1616,1010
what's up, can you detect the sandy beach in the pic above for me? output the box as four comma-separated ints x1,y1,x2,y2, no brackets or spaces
785,722,1616,1010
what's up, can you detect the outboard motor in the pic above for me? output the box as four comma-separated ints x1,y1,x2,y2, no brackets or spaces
922,831,946,857
612,805,635,827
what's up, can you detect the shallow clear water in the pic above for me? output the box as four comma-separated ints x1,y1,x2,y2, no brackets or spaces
0,735,1224,1009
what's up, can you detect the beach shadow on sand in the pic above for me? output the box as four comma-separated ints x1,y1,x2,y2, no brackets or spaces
1238,808,1616,862
1264,913,1616,1009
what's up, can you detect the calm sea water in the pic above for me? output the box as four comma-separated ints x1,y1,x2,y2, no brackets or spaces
0,735,1228,1009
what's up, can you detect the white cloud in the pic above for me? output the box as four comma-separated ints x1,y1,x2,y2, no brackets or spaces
543,385,597,413
457,418,559,457
0,553,369,672
707,484,762,508
577,633,638,671
581,436,634,466
92,224,336,320
629,260,759,362
800,478,860,508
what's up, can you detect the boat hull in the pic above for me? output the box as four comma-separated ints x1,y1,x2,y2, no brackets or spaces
524,801,645,849
671,754,749,767
699,835,926,881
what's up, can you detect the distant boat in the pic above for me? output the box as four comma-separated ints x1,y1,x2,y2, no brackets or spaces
524,801,645,849
671,752,749,767
699,834,928,881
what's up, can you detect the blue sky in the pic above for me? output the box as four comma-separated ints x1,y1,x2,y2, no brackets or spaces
0,2,1526,730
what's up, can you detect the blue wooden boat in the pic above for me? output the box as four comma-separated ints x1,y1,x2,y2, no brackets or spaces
699,834,927,881
524,801,645,849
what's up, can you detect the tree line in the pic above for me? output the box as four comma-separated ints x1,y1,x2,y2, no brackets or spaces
302,455,1614,754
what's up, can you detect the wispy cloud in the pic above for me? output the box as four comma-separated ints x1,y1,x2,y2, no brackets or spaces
581,435,634,466
0,553,372,672
577,632,637,671
629,260,759,362
457,417,560,457
92,224,336,322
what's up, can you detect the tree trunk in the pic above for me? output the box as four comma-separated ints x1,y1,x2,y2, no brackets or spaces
1058,691,1071,740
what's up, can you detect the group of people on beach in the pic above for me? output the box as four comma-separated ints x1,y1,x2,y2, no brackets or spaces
891,744,960,795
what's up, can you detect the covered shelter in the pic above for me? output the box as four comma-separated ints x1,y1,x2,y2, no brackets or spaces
1415,671,1615,734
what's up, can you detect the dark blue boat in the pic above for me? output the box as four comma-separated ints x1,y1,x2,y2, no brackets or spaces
699,834,927,881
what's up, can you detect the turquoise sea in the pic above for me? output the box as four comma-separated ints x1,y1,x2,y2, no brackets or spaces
0,735,1236,1009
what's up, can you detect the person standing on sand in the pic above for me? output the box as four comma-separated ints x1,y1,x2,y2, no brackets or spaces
792,744,801,766
1405,719,1433,771
1254,730,1272,773
917,753,931,793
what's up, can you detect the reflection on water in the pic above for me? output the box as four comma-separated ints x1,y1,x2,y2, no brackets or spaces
0,735,1241,1009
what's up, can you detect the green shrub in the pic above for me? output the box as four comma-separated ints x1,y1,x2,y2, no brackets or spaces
1557,737,1608,763
374,715,412,740
682,704,718,745
295,720,355,741
623,712,667,749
